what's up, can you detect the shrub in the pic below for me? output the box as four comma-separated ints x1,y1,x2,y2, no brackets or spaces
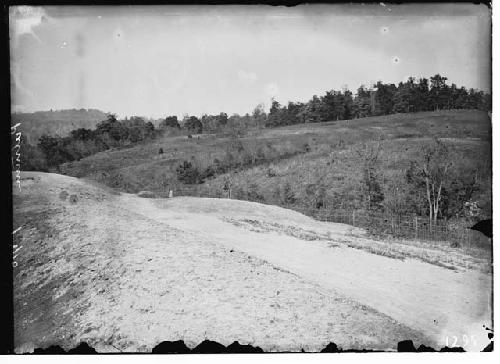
201,166,216,180
266,167,277,177
212,158,225,173
272,186,282,203
223,151,237,169
306,184,326,209
176,161,203,184
18,138,49,171
282,182,296,205
184,116,203,134
315,188,327,209
247,183,264,202
232,186,246,200
256,147,266,161
241,151,253,166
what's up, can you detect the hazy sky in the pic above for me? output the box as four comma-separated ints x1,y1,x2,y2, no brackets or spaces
10,4,491,119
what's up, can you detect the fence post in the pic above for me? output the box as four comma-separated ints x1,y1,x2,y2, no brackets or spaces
414,216,418,240
352,211,356,226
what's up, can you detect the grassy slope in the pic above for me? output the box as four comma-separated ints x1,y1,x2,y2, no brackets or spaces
60,110,491,204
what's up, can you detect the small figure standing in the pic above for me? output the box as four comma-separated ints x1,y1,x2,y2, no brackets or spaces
169,190,173,198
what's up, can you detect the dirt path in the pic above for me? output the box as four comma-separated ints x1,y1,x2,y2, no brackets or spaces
13,173,491,352
119,195,493,351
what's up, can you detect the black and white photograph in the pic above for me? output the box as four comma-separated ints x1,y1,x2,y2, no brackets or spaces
8,2,494,355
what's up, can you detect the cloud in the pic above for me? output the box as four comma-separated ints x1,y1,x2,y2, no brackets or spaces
265,82,279,97
9,6,47,43
237,70,257,84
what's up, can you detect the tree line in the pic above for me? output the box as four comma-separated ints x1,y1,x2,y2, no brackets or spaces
35,115,158,168
21,73,490,171
265,74,491,127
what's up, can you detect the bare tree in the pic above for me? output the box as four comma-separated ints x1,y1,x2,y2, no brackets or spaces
411,139,452,224
222,175,232,198
243,137,260,165
355,140,384,211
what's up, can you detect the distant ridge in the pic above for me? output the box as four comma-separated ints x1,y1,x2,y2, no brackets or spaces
11,108,109,145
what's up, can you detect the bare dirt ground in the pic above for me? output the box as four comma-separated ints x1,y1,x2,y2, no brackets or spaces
13,172,492,353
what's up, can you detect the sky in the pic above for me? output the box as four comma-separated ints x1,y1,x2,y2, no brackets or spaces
10,4,491,119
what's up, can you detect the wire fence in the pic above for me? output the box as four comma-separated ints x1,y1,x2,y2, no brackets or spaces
315,209,490,249
164,188,490,249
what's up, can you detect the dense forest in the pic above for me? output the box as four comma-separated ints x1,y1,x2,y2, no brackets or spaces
264,74,491,127
13,74,491,173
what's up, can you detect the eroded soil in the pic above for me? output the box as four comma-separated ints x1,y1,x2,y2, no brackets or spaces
13,172,491,353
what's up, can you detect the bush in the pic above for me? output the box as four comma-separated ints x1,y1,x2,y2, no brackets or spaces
212,158,225,173
201,166,216,180
18,137,49,171
247,183,264,202
232,186,246,200
184,116,203,134
305,184,326,209
176,161,203,184
266,167,277,177
272,186,282,203
282,182,296,205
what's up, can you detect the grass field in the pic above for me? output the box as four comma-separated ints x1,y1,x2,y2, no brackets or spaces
60,110,490,191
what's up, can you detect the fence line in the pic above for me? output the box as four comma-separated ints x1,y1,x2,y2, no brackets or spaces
167,188,490,249
315,209,490,249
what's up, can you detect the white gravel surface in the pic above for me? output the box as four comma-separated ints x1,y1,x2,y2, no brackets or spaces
13,172,492,353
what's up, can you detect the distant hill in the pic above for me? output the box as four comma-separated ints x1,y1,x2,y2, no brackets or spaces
11,109,109,145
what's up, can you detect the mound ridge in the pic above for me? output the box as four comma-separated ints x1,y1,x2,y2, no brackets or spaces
12,172,491,352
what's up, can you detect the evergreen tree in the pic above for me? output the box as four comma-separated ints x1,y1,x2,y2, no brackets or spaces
266,99,285,127
342,89,354,120
353,86,372,118
183,116,203,134
161,116,180,129
429,74,448,111
374,81,396,115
